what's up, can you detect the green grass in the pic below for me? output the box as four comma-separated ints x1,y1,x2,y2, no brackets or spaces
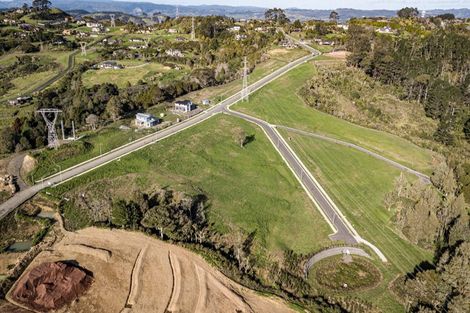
283,130,433,312
233,61,435,175
48,115,332,255
310,255,381,291
81,61,174,88
29,123,154,181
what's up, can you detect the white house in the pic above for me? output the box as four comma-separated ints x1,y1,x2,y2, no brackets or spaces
98,61,124,69
174,100,196,113
228,26,241,32
166,49,184,57
135,113,159,128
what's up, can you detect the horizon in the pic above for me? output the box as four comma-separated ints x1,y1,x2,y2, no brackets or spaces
113,0,470,10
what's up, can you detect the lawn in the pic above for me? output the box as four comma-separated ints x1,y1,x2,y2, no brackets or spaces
48,115,333,255
233,61,435,175
81,61,173,88
282,130,433,312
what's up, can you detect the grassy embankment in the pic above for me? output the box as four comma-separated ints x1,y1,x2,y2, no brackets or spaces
47,114,333,256
234,61,435,175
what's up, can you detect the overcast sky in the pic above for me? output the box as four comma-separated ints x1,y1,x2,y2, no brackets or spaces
136,0,470,10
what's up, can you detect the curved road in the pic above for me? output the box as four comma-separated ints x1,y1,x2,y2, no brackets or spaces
0,38,388,262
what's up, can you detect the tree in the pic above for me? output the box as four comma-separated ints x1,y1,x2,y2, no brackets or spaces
0,127,15,154
32,0,51,10
111,200,129,227
292,19,302,29
264,8,289,25
329,11,339,23
105,96,123,121
397,7,419,19
232,127,246,148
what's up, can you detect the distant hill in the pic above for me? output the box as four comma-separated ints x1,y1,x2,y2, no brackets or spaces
0,0,469,19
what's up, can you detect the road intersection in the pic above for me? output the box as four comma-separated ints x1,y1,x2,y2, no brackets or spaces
0,39,389,262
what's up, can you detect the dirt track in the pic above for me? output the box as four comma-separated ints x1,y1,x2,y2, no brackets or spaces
6,228,294,313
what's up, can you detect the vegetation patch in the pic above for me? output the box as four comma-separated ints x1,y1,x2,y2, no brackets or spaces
311,256,381,291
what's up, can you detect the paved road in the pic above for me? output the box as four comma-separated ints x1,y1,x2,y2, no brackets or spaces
0,53,316,220
6,153,27,191
303,246,371,277
277,125,431,183
5,37,107,103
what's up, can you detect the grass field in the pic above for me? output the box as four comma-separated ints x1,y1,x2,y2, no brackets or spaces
282,130,432,312
29,122,155,182
48,115,332,255
181,47,309,105
81,60,173,88
234,61,435,174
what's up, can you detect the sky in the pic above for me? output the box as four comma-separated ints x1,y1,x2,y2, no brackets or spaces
137,0,470,10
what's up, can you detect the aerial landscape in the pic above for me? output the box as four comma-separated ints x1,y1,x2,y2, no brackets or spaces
0,0,468,312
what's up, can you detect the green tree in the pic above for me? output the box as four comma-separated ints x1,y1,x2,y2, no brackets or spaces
264,8,289,25
111,200,129,227
32,0,51,10
329,11,339,23
397,7,419,19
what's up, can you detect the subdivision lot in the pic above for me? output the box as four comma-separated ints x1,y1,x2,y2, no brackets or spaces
233,62,435,175
50,115,332,255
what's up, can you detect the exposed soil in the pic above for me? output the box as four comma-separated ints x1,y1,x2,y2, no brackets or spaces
6,227,294,313
9,261,93,312
324,51,350,59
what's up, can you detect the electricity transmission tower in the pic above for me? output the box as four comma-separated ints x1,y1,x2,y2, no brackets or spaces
241,57,249,101
175,6,179,19
191,16,196,40
79,42,87,56
110,14,116,27
37,109,62,149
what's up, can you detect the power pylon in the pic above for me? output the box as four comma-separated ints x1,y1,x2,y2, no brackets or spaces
175,6,179,19
79,42,87,56
191,16,196,40
241,57,249,101
110,14,116,27
37,108,62,149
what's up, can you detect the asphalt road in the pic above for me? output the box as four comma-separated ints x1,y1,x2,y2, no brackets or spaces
0,53,316,220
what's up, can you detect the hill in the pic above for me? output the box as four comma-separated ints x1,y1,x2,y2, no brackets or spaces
0,0,469,19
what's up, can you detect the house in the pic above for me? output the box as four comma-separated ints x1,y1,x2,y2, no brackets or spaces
135,113,159,128
228,26,241,32
8,96,32,106
202,99,210,105
280,40,297,49
165,49,184,57
174,100,196,113
376,26,394,34
98,61,124,69
168,28,178,34
235,34,247,41
86,22,101,28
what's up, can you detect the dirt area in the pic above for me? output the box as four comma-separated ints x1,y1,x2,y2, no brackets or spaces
5,227,295,313
0,253,23,277
324,51,350,60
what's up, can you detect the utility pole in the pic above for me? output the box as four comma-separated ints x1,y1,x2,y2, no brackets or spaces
191,16,196,40
79,42,87,56
71,120,76,140
110,14,116,27
241,57,249,101
37,109,62,149
60,120,65,140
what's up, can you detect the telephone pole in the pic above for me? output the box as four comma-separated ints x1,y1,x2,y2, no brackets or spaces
191,16,196,40
37,109,62,149
71,120,76,140
60,120,65,140
110,14,116,27
241,57,249,101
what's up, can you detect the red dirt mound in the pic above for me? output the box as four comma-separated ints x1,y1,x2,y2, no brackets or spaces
10,261,93,312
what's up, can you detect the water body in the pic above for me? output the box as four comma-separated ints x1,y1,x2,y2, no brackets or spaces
37,210,56,219
7,240,33,252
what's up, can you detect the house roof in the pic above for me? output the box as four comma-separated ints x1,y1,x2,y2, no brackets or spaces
175,100,193,106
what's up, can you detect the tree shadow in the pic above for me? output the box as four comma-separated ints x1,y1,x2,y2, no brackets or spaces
243,134,255,147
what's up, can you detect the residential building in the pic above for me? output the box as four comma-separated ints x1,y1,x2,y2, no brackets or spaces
98,61,124,69
135,113,159,128
166,49,184,57
174,100,196,113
